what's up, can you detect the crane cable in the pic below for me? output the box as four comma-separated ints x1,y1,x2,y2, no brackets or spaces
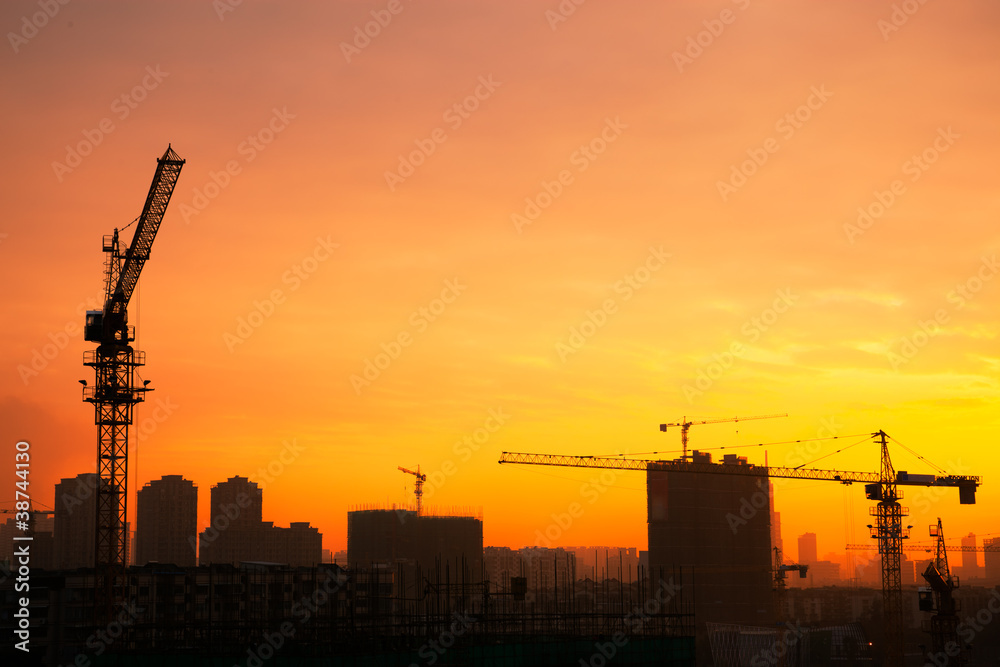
606,433,871,459
887,435,948,475
791,435,872,470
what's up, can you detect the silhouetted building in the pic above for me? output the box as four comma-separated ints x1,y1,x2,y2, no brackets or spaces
520,546,576,592
199,476,321,567
135,475,197,567
484,546,523,588
809,560,842,586
647,451,773,635
347,508,482,583
567,546,639,582
0,562,696,665
54,473,98,569
767,482,788,560
198,476,261,564
985,537,1000,585
960,532,981,580
798,532,818,564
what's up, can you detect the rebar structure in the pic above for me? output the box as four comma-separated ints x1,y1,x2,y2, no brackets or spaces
83,146,184,624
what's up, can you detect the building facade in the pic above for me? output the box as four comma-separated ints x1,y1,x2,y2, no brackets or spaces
135,475,198,567
53,473,98,569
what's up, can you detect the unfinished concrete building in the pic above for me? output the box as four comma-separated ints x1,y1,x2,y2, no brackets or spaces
347,507,483,584
647,451,773,630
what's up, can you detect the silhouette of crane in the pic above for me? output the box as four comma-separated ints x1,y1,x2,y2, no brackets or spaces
659,413,787,459
82,145,184,624
919,518,967,667
398,465,426,514
500,429,980,667
773,546,808,667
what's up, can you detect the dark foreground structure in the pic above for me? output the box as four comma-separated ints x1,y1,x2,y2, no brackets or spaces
0,561,694,667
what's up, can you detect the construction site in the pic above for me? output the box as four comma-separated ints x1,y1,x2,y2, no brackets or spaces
1,145,995,667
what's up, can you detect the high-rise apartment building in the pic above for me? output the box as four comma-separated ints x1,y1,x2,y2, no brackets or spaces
135,475,197,567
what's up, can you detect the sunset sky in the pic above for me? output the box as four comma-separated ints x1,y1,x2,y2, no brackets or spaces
2,0,998,566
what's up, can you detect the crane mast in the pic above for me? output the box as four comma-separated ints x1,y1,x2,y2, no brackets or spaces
82,145,184,624
398,465,427,514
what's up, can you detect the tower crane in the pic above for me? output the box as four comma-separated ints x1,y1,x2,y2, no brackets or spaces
919,518,967,666
82,145,184,624
659,413,787,459
773,547,808,667
398,465,426,514
499,429,980,667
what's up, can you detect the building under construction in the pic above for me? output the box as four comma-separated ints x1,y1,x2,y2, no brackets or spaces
347,506,484,585
647,451,774,629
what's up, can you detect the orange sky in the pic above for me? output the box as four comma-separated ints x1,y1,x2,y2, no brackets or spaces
2,0,999,565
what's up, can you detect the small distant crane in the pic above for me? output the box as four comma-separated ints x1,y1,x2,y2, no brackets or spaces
659,413,787,459
773,547,808,667
398,466,426,514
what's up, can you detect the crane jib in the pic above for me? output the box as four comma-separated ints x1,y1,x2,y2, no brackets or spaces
88,146,185,343
114,147,185,313
498,451,980,499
